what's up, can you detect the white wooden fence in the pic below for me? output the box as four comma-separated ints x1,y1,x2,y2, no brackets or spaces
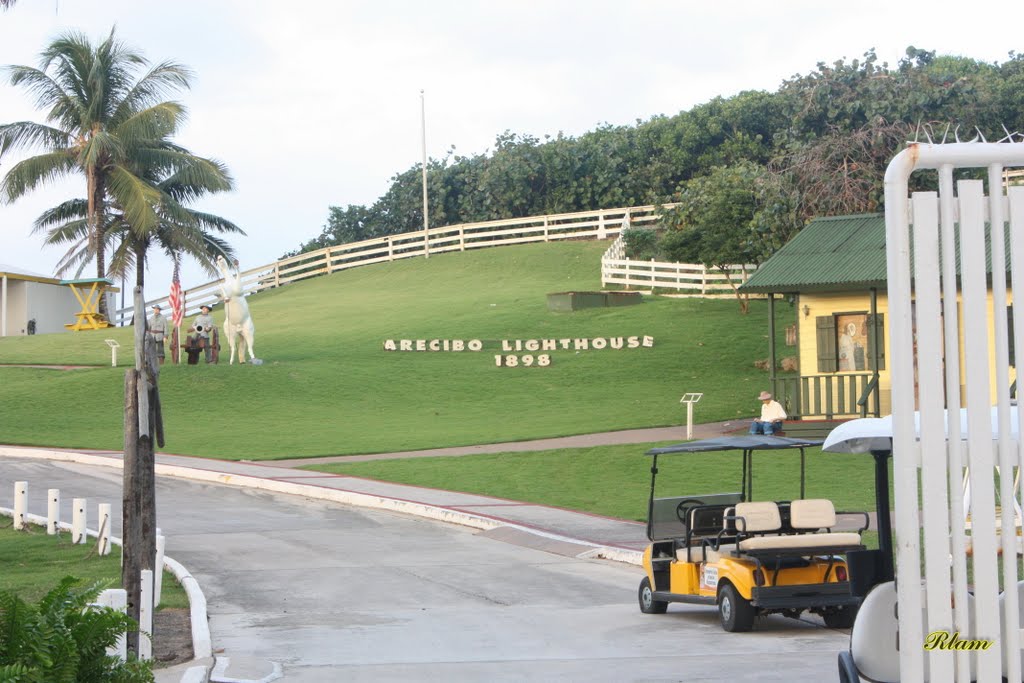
115,201,760,323
115,204,676,325
600,233,755,295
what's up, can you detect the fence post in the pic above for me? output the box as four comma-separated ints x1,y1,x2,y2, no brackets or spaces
598,213,607,240
72,498,87,544
324,247,332,274
459,226,466,251
154,529,165,607
544,217,550,242
624,258,630,290
13,481,26,530
650,258,656,291
138,570,153,661
387,236,394,261
96,589,128,662
47,488,59,534
701,264,707,295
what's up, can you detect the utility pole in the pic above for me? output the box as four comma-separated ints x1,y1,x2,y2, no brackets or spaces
123,287,162,653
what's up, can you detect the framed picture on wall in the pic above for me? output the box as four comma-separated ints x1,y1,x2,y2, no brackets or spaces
836,313,869,371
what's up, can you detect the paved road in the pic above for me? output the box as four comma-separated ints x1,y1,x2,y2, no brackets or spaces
0,456,849,682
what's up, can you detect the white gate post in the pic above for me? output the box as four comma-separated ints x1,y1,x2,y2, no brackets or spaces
47,488,59,534
96,588,128,661
13,481,27,530
72,497,87,544
97,503,112,556
154,529,165,607
138,570,153,661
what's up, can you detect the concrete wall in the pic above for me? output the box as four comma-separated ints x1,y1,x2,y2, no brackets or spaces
26,281,81,335
0,278,84,336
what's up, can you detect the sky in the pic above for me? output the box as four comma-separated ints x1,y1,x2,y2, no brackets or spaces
0,0,1021,302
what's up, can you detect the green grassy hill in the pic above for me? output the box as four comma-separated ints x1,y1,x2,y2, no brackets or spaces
0,242,787,460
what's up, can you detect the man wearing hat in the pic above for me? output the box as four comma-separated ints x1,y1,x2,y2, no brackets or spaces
146,304,168,365
187,304,216,364
749,390,787,435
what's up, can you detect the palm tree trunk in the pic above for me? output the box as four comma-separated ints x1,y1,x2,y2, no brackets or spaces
135,241,147,289
88,168,109,317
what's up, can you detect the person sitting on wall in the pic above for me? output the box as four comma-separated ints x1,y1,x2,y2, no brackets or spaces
749,391,787,436
187,304,216,364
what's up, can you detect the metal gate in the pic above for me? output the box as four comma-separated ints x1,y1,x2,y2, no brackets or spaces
886,140,1024,682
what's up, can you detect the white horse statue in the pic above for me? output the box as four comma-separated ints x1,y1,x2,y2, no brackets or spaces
216,256,256,364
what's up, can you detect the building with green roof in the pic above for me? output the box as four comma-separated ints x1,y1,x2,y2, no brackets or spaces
740,212,1014,420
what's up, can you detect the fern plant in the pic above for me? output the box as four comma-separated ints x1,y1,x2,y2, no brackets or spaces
0,577,153,683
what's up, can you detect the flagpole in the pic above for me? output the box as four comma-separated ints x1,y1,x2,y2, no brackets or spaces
420,88,429,259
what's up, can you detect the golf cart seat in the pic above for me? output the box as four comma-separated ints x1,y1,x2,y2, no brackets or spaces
725,500,864,557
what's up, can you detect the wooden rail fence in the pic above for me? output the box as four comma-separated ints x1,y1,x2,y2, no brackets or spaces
116,202,756,324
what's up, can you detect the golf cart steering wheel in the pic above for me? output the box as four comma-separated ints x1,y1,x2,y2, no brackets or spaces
675,499,704,526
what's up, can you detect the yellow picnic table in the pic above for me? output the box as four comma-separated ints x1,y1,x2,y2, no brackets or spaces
61,278,115,331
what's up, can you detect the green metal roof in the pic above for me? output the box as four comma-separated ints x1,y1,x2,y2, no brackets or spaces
740,214,887,294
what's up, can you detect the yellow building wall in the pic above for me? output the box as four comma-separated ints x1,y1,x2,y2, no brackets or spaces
795,290,1015,417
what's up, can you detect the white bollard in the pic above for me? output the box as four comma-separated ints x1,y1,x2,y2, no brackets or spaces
13,481,27,530
97,503,112,556
72,498,87,544
138,570,153,661
154,529,165,607
96,588,128,662
47,488,60,535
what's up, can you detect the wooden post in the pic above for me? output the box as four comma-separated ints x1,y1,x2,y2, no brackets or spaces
123,287,160,654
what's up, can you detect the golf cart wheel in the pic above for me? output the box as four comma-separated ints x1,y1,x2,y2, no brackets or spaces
638,576,668,614
824,605,857,629
718,583,754,632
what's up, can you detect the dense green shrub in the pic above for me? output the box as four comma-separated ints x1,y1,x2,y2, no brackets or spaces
622,228,661,261
0,577,153,683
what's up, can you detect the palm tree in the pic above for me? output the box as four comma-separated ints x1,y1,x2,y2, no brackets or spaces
35,151,243,289
0,28,193,314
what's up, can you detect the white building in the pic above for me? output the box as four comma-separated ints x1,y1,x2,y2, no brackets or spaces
0,263,94,336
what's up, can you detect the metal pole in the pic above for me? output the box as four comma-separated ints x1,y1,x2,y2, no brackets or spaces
420,89,430,259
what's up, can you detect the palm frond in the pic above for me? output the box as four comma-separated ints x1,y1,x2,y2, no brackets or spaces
0,121,72,158
0,150,78,203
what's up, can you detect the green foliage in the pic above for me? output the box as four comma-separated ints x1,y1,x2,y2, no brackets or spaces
621,228,660,261
289,46,1020,261
0,577,153,683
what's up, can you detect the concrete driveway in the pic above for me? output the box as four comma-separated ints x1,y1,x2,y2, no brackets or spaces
0,457,848,682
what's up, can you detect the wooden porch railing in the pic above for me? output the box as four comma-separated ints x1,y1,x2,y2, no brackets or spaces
771,373,880,420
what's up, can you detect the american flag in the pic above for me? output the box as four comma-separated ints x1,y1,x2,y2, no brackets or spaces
169,266,184,328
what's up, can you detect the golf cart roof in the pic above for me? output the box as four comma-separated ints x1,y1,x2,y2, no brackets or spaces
822,407,1020,454
646,435,823,455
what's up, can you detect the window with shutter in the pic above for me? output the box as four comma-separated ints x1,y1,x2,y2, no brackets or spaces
816,316,837,372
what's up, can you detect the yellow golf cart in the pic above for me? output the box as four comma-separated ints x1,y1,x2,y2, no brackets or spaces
638,435,868,632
